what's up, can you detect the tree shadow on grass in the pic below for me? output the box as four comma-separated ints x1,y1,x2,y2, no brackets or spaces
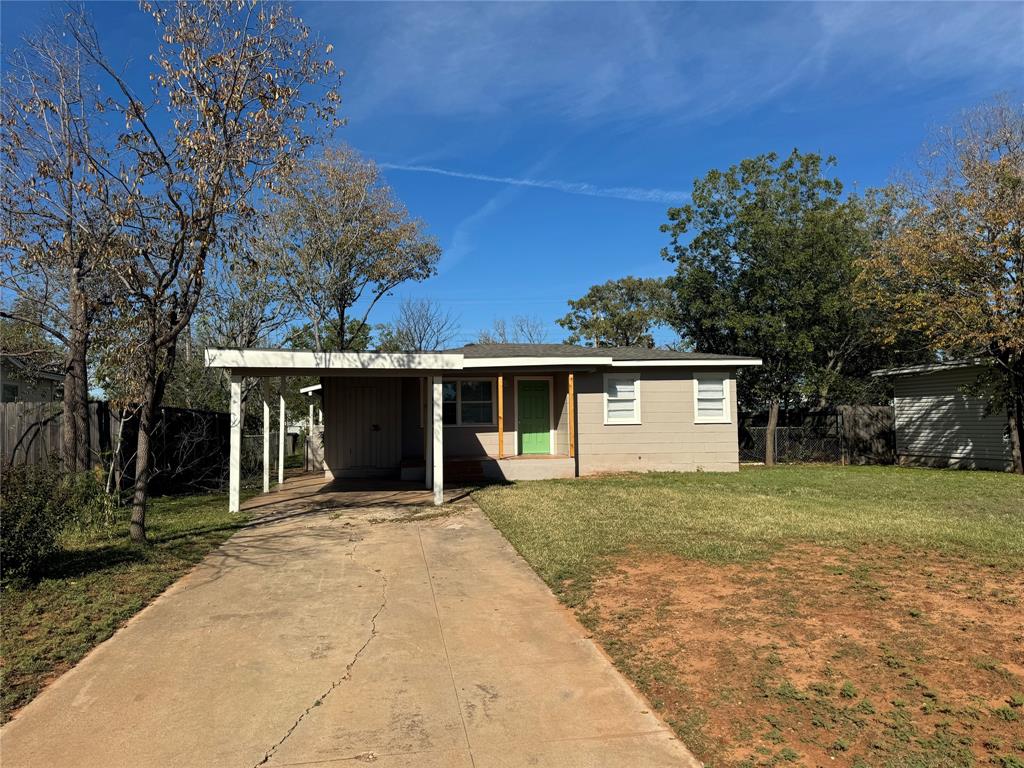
28,543,150,582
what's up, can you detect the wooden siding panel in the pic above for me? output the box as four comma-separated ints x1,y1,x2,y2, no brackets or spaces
324,377,401,475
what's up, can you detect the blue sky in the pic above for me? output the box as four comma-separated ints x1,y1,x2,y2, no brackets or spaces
2,1,1022,346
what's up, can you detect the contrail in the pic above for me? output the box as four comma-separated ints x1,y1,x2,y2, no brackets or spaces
378,162,687,204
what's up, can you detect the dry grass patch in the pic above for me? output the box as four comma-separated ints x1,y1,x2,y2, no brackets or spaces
584,546,1023,767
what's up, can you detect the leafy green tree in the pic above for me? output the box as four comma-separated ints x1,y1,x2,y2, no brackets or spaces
662,150,877,464
558,277,668,347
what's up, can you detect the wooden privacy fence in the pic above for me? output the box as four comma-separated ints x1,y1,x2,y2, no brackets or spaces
1,400,234,495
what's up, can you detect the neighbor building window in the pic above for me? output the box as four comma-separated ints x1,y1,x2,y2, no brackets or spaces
604,374,641,425
694,374,731,423
2,383,18,403
442,379,495,426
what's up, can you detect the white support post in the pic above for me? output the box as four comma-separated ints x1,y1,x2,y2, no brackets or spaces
423,377,432,490
262,394,271,494
229,375,242,514
432,375,444,506
278,377,286,486
308,403,315,473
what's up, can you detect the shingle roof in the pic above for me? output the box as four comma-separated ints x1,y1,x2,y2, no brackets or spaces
444,343,758,362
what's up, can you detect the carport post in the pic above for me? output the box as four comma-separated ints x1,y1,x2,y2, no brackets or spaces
262,393,271,494
423,377,432,490
229,375,242,514
278,377,286,485
432,375,444,505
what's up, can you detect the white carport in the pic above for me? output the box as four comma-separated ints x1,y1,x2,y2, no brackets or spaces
205,349,464,513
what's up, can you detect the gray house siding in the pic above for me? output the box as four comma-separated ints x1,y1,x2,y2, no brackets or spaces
321,368,744,480
574,369,739,475
894,367,1011,471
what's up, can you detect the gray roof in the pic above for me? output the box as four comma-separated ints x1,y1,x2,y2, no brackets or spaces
444,343,758,362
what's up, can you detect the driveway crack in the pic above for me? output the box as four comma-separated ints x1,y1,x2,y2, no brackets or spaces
253,557,388,767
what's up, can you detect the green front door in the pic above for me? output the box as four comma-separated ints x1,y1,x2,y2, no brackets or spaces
517,379,550,454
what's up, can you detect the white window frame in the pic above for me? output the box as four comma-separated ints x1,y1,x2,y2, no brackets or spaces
693,373,731,424
442,377,497,427
603,373,641,425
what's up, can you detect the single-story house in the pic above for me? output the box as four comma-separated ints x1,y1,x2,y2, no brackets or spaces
873,360,1013,471
205,343,762,510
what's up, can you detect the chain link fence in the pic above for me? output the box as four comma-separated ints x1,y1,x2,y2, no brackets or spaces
740,426,843,463
739,406,894,465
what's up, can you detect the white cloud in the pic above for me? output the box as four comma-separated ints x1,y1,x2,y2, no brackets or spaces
379,163,688,204
313,2,1022,124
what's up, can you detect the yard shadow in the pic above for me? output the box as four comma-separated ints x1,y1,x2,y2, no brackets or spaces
32,542,149,581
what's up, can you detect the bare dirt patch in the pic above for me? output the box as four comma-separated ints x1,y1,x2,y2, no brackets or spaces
583,546,1024,767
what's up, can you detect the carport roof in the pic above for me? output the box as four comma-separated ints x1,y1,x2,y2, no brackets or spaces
204,344,761,374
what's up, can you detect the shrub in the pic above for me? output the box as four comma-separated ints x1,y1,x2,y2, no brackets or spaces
0,464,113,578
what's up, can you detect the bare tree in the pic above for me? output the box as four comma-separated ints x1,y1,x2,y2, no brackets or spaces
75,0,342,542
1,16,116,472
260,146,442,351
478,315,548,344
378,297,460,351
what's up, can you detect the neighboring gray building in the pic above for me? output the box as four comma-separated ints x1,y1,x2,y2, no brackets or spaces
0,355,62,403
876,361,1013,471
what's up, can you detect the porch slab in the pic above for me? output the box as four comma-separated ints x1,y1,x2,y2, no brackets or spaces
0,474,698,768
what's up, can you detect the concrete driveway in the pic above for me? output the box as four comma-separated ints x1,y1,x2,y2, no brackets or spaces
0,476,698,767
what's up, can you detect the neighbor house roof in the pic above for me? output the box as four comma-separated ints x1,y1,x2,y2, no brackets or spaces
870,359,983,378
0,353,64,382
205,344,761,375
446,343,759,363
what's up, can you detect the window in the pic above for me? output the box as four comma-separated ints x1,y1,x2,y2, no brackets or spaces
442,379,495,426
604,374,641,424
694,374,730,423
2,383,18,403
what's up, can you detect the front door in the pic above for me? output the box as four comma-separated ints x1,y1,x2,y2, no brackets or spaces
517,379,550,455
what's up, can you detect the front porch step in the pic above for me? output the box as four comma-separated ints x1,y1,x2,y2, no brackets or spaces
443,459,487,483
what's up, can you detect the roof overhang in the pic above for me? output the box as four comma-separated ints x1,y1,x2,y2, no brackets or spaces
609,357,762,367
870,359,982,377
461,355,613,368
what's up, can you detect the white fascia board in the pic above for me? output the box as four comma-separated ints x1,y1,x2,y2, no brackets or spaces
609,358,762,367
205,349,465,371
461,356,614,368
870,359,981,378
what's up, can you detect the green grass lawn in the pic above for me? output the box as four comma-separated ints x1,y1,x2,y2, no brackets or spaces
1,492,248,721
475,466,1024,767
475,465,1024,604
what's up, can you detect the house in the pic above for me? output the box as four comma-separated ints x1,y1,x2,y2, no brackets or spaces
205,343,762,511
0,354,63,403
873,360,1013,471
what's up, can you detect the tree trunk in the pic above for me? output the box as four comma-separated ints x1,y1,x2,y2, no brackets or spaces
765,400,780,467
129,344,174,544
62,281,91,473
129,376,157,544
1008,388,1024,475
